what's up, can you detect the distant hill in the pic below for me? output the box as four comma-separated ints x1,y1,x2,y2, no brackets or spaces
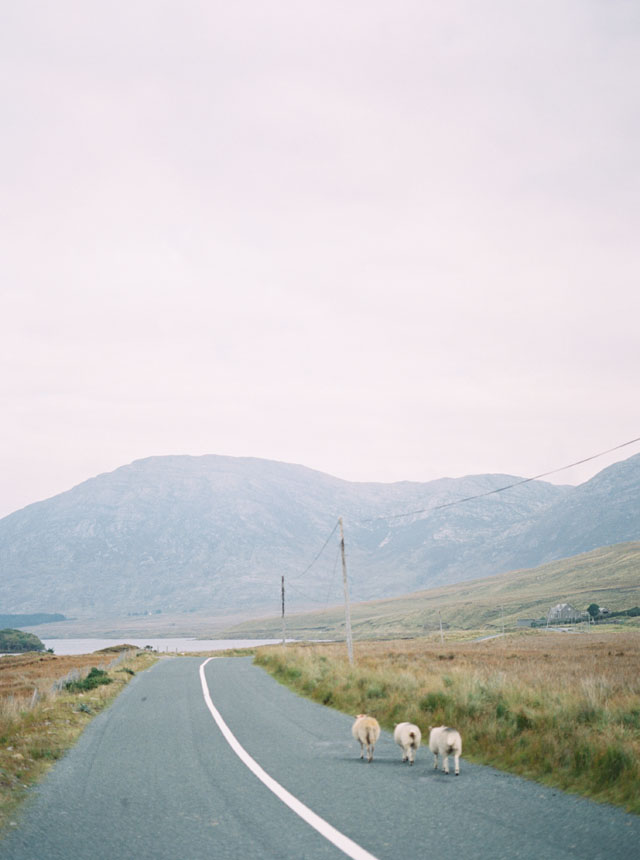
503,455,640,566
0,614,66,628
0,452,638,618
221,542,640,640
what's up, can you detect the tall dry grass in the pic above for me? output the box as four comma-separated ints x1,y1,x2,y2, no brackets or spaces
254,631,640,813
0,649,157,832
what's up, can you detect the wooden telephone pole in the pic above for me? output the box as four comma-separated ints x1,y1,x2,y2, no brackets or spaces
338,517,354,665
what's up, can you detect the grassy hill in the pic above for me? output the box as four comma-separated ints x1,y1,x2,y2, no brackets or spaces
221,541,640,640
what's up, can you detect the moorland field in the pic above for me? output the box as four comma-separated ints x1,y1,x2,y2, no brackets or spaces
255,629,640,813
0,648,157,831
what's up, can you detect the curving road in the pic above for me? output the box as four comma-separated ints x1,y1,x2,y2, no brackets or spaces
1,656,639,860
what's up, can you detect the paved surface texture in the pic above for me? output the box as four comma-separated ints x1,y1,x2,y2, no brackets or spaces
1,656,639,860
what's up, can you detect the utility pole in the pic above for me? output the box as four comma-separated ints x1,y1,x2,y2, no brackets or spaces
338,517,354,665
281,575,286,646
438,609,444,644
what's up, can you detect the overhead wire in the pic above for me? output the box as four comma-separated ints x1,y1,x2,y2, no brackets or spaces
357,435,640,524
281,434,640,613
289,519,340,580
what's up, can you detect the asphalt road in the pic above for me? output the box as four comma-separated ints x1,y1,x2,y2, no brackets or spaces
1,656,639,860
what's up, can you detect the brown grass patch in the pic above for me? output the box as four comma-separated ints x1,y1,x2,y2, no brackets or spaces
0,651,132,702
0,648,157,833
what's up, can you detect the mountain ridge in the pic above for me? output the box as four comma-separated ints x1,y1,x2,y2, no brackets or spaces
0,452,638,617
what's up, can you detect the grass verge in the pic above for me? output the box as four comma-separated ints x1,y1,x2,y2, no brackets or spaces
254,630,640,813
0,649,157,834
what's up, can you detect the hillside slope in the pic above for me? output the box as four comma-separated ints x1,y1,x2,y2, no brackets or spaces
0,453,638,617
222,541,640,640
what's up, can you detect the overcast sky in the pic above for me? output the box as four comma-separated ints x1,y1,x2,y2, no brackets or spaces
1,1,639,518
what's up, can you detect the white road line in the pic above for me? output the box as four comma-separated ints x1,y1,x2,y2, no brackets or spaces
199,658,380,860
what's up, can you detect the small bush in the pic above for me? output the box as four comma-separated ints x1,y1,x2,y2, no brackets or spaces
64,668,113,693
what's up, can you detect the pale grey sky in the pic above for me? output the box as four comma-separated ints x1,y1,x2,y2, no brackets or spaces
1,1,639,517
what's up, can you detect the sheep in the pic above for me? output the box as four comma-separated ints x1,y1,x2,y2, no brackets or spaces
429,725,462,775
393,722,422,765
352,714,381,762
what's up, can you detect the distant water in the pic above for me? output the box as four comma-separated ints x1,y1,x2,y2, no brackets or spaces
42,637,286,655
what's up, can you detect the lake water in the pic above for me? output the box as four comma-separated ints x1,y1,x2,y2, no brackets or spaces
42,638,286,655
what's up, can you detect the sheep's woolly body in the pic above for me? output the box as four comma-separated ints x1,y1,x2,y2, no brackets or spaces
429,725,462,775
393,722,422,764
352,714,381,762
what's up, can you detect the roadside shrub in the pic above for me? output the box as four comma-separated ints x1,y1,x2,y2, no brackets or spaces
64,668,113,693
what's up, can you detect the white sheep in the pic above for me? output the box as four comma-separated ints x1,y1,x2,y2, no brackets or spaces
429,725,462,775
393,722,422,765
352,714,381,762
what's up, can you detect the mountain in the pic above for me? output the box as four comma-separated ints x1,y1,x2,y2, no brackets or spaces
503,454,640,566
0,453,638,618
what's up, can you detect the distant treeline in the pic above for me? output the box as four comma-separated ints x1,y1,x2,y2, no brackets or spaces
0,613,66,628
601,606,640,619
0,628,45,652
529,606,640,628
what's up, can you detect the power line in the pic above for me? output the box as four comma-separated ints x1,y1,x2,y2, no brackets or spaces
359,435,640,524
289,519,340,580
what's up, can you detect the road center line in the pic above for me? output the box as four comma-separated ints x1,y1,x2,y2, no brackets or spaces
199,658,380,860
